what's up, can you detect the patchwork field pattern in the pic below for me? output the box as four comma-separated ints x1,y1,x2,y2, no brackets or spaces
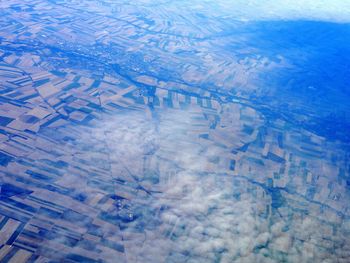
0,0,350,262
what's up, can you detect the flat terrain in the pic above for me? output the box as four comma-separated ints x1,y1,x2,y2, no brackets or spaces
0,1,349,262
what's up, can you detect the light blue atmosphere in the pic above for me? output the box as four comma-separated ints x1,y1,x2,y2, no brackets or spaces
0,1,349,262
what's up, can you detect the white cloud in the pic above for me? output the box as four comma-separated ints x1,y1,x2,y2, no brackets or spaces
88,106,349,262
206,0,350,23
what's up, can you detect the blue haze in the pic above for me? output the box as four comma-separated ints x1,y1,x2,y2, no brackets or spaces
0,0,350,262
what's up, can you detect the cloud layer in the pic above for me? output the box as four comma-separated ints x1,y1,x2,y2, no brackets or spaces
90,106,350,262
207,0,350,23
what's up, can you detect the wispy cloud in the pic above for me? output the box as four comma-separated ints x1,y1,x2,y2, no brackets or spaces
90,107,349,262
208,0,350,23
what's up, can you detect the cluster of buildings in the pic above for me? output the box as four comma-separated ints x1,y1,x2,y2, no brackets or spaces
0,0,349,262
